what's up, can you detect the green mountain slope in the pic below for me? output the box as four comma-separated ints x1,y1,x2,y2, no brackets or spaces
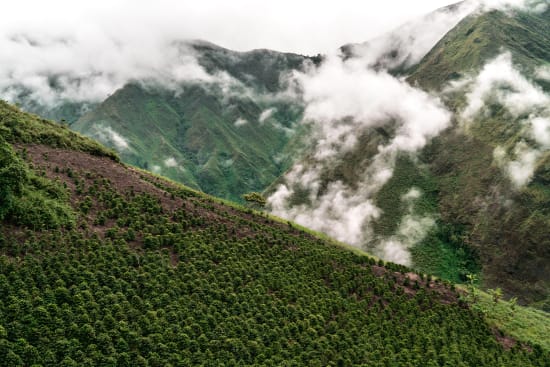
2,102,549,365
409,6,550,308
269,6,550,309
408,7,550,90
71,43,309,203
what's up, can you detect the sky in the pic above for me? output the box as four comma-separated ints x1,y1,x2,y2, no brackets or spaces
2,0,460,55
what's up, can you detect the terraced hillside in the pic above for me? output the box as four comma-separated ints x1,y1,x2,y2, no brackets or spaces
1,102,548,365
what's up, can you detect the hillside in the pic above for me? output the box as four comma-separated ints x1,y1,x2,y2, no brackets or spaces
267,5,550,309
2,102,549,365
410,5,550,308
408,7,550,90
71,43,311,203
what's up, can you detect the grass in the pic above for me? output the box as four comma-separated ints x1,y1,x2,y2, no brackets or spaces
466,287,550,352
0,101,118,161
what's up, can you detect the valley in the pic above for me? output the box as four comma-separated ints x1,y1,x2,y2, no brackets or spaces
1,0,549,365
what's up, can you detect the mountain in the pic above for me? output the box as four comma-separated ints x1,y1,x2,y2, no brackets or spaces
340,1,476,72
70,42,313,203
408,5,550,308
1,100,549,365
267,4,550,309
408,6,550,90
2,0,549,311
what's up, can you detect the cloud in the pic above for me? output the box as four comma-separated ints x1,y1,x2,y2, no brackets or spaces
268,53,451,255
479,0,549,12
0,0,478,111
221,158,234,168
89,124,129,151
506,143,541,187
453,52,550,188
536,65,550,81
347,1,478,70
531,117,550,146
259,108,276,123
0,1,463,56
377,188,435,266
459,53,549,122
379,215,435,266
494,143,541,188
0,31,243,108
164,157,178,168
343,0,547,71
234,118,248,127
1,0,544,111
294,55,451,158
269,177,382,246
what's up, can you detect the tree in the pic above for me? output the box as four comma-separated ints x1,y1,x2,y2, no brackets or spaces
508,297,518,316
243,192,267,208
488,288,502,304
466,274,478,303
0,137,27,220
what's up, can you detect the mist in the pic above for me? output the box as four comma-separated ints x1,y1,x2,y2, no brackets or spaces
1,0,545,266
379,189,436,265
0,0,508,113
1,1,462,55
267,0,545,264
454,52,550,188
89,124,130,151
268,41,453,264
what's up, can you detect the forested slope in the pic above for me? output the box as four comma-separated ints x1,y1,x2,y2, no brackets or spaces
71,43,310,203
1,102,548,365
409,6,550,308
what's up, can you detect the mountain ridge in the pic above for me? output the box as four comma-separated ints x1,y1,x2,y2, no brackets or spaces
71,43,311,202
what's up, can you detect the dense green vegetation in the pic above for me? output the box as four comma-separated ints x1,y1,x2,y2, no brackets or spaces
71,43,310,203
1,104,549,365
271,7,550,307
408,7,550,90
371,155,480,283
408,6,550,307
0,136,74,230
0,101,117,161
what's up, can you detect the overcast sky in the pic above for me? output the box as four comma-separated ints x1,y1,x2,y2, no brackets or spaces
3,0,460,55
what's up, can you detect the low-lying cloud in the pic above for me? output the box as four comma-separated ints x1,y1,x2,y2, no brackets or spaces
378,188,435,266
0,32,242,109
164,157,179,168
267,0,546,263
453,52,550,188
268,53,451,258
536,65,550,81
348,1,478,70
89,124,130,151
259,108,276,123
234,118,249,127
